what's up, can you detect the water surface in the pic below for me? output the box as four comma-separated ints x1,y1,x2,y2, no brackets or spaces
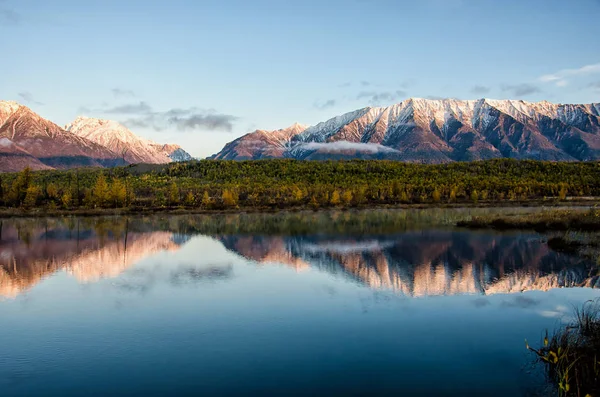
1,209,598,396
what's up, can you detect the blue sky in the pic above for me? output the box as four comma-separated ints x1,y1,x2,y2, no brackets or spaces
2,0,600,158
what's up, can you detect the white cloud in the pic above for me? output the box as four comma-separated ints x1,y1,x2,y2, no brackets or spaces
539,62,600,87
298,141,398,154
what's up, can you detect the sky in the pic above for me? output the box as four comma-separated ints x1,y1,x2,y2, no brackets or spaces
2,0,600,158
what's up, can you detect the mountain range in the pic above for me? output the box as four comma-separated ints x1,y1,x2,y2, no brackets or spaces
212,98,600,162
3,98,600,173
0,101,192,172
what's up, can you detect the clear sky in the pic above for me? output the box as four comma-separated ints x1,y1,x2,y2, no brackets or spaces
2,0,600,158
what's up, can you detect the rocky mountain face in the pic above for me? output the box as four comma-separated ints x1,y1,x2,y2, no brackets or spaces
0,101,126,170
0,101,193,172
150,143,193,162
211,123,308,160
66,117,191,164
212,98,600,162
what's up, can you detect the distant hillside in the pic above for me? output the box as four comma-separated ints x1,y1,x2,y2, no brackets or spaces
212,98,600,162
0,101,192,172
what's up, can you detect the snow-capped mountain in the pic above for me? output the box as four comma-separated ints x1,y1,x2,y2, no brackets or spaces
0,101,125,170
0,100,194,172
150,143,193,162
211,123,308,160
66,117,191,164
212,98,600,162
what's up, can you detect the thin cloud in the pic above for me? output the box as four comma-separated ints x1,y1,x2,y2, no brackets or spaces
168,113,237,132
425,95,446,100
106,102,238,132
111,88,136,98
501,83,541,97
314,99,336,110
0,0,20,24
470,85,491,95
105,101,153,114
589,81,600,92
360,81,371,87
17,92,44,106
357,90,407,106
540,62,600,87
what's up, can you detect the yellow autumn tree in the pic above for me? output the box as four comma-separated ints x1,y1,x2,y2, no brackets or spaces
168,183,179,206
201,191,212,208
46,183,59,201
432,188,441,203
23,185,41,209
222,189,238,207
330,190,341,206
110,179,127,208
292,185,304,203
61,191,72,209
92,174,109,208
184,191,195,206
341,190,353,206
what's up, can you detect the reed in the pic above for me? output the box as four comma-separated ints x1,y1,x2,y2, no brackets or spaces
527,299,600,396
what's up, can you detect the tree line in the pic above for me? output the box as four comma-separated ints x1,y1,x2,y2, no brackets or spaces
0,159,598,211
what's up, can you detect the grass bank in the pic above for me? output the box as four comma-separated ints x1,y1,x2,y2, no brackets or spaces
0,200,599,219
528,299,600,396
457,208,600,232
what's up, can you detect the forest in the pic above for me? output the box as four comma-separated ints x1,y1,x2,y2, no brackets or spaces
0,159,598,212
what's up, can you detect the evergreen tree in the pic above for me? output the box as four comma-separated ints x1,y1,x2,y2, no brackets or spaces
8,167,32,206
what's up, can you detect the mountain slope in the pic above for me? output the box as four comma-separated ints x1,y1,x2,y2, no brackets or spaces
66,117,193,164
66,117,172,164
0,137,53,172
149,143,193,162
211,123,308,160
0,101,124,169
212,98,600,162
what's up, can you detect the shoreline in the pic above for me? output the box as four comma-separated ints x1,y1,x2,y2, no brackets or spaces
457,208,600,232
0,199,597,219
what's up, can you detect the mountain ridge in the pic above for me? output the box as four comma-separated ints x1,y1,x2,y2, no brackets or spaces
212,98,600,162
0,101,192,171
66,116,192,164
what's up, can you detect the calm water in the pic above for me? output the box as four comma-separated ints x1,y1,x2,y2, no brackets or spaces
0,209,598,397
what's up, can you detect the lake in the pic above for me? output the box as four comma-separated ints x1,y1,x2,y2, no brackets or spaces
1,209,598,396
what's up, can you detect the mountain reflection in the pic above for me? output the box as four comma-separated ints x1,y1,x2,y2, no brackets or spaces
0,216,598,298
218,232,600,296
0,218,181,297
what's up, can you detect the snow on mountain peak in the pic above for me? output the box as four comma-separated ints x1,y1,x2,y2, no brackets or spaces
0,101,24,125
213,98,600,162
67,115,192,164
